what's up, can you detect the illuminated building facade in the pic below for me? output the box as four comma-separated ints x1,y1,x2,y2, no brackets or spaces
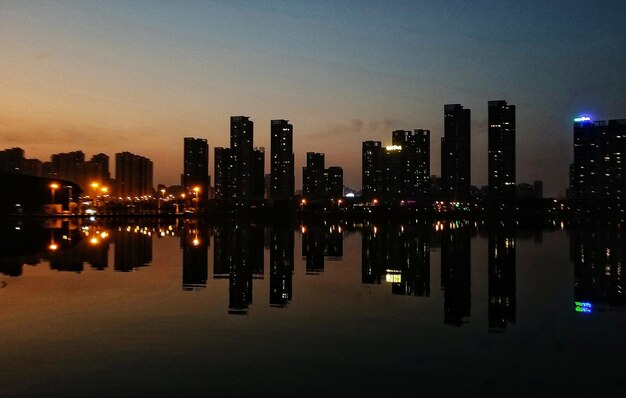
569,118,626,212
488,100,516,203
182,137,209,200
441,104,471,200
270,120,294,201
115,152,153,198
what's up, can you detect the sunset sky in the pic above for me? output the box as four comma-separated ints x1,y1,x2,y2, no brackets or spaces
1,0,625,196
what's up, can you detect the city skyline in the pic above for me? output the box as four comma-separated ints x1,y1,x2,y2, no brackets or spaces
1,1,626,197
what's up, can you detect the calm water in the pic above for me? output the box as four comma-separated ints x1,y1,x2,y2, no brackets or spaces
1,218,625,396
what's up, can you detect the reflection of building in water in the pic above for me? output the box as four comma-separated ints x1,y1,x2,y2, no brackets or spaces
361,225,430,296
213,225,229,279
181,220,209,291
571,230,625,307
113,226,152,272
325,225,344,258
488,228,516,331
301,224,343,274
229,224,253,314
302,225,325,274
441,225,471,326
269,224,294,307
213,223,264,314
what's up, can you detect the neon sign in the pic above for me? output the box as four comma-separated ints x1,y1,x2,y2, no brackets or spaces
575,301,592,313
574,116,591,123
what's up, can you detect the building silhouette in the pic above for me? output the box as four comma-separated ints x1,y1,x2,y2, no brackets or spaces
488,100,516,204
270,120,294,201
214,147,231,200
115,152,153,198
230,116,254,200
362,141,383,198
303,152,326,198
569,118,626,212
182,137,209,201
325,166,343,198
441,104,471,201
302,152,343,199
361,129,430,201
252,147,265,199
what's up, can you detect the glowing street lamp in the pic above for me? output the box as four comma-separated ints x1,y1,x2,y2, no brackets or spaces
193,186,200,211
49,183,59,204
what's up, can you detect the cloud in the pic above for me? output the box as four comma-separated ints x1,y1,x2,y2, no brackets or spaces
307,118,403,140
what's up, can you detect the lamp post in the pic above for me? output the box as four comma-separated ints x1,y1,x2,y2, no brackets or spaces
49,183,59,204
158,188,166,213
193,186,200,212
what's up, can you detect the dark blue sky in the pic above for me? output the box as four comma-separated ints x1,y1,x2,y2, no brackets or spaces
1,0,625,195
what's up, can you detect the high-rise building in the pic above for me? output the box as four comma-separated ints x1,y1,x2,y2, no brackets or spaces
252,147,265,199
488,100,516,203
362,141,383,197
115,152,153,198
362,129,430,201
0,147,25,174
230,116,254,200
303,152,325,198
270,120,294,201
182,137,209,200
441,104,471,200
569,118,626,212
214,147,231,200
325,166,343,198
84,153,111,189
50,151,85,187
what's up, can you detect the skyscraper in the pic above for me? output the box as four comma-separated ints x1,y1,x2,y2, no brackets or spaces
182,137,209,200
252,147,265,199
303,152,325,198
325,166,343,198
441,104,471,201
214,147,231,200
362,141,382,197
570,117,626,212
270,120,294,201
488,100,516,203
362,129,430,201
230,116,254,200
115,152,153,198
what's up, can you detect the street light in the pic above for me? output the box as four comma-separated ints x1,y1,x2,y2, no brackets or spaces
49,183,59,204
193,186,200,212
158,188,166,213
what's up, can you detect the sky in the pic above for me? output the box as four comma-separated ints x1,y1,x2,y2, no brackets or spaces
1,0,625,197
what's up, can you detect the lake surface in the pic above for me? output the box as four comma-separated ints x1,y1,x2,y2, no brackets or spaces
1,218,625,396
